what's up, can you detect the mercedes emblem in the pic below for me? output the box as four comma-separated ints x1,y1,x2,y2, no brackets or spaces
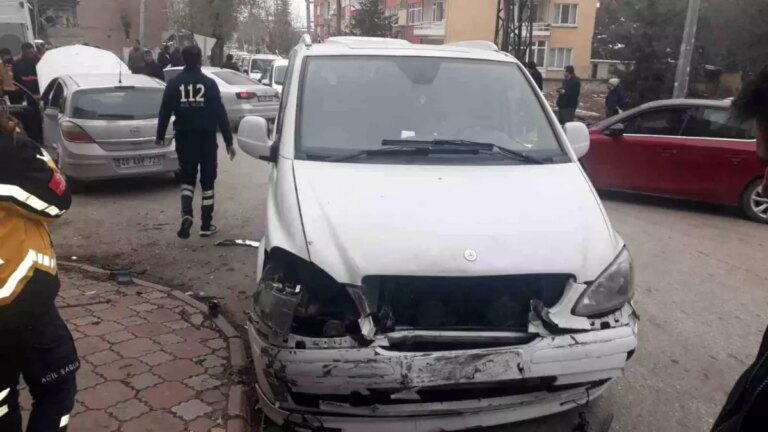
464,249,477,262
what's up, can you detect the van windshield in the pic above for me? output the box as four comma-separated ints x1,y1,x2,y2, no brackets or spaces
297,56,564,162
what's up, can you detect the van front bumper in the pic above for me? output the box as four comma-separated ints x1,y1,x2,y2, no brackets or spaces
248,305,638,431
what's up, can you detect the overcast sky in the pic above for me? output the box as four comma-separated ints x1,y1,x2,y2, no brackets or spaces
291,0,311,29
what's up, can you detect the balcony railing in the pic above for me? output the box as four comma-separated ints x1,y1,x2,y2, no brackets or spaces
414,20,446,37
517,22,551,36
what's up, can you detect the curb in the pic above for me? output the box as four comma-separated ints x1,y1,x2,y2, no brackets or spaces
58,261,251,431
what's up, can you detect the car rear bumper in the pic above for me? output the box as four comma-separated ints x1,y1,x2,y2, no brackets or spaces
228,103,279,128
248,305,638,431
59,142,178,181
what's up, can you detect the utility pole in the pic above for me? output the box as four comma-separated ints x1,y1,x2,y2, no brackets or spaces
139,0,146,45
335,0,341,35
673,0,702,99
306,0,312,34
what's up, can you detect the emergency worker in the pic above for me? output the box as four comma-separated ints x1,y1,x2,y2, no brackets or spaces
156,44,235,239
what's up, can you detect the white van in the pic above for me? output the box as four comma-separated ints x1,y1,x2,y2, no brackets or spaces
0,0,34,55
237,36,638,431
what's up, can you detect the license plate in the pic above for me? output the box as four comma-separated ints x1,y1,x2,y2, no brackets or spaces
257,96,273,102
115,156,162,168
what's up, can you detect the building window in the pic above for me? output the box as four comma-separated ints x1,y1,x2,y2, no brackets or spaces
526,40,547,68
553,4,578,25
388,7,399,25
549,47,573,69
432,1,445,22
407,2,423,25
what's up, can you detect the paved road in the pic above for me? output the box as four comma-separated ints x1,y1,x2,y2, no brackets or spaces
53,142,768,432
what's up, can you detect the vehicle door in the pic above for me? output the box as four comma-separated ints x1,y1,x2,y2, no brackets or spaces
679,107,761,204
260,64,273,86
590,106,695,194
40,79,66,159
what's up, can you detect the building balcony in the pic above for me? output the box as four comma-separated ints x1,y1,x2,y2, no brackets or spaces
414,20,446,37
523,22,551,36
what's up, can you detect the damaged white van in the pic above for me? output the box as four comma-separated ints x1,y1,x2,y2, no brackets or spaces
237,35,638,431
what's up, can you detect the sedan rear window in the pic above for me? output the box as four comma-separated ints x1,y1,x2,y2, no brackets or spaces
70,88,164,120
211,70,260,86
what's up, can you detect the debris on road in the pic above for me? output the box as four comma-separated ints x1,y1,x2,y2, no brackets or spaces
215,239,261,249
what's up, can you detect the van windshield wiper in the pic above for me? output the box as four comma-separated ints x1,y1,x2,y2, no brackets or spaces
384,139,544,164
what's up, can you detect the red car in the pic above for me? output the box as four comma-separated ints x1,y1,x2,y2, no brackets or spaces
581,99,767,223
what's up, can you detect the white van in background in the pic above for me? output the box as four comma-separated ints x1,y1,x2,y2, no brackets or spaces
0,0,34,55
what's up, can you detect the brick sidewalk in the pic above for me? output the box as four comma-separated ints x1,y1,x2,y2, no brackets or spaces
17,266,248,432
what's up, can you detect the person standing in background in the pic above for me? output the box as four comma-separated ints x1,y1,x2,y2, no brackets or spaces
556,65,581,125
140,50,164,81
221,54,240,72
13,43,40,101
170,47,184,67
127,39,145,73
526,61,544,91
605,78,627,118
157,44,171,70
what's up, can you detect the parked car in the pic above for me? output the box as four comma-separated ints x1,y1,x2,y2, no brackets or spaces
164,66,279,129
39,73,178,184
242,53,281,81
236,36,637,431
259,58,288,96
581,99,766,223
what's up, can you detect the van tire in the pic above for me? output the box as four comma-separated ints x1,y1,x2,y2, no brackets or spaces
740,179,768,224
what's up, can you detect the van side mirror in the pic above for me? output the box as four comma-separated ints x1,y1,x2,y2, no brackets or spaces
237,116,275,162
605,123,625,137
563,122,590,159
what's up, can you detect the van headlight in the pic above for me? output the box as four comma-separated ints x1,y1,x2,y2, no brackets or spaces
572,248,634,317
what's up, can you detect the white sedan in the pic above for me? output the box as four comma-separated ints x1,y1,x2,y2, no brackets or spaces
164,66,279,129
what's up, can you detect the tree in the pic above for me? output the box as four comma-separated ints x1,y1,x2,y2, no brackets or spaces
349,0,393,37
268,0,298,55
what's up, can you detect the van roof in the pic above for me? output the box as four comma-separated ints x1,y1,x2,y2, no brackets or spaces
307,37,518,63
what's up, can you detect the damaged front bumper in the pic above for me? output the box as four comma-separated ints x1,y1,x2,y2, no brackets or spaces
248,304,638,431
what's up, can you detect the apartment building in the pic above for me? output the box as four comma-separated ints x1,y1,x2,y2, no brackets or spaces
314,0,363,39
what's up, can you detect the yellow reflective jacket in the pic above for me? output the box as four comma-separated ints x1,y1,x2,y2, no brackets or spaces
0,133,70,328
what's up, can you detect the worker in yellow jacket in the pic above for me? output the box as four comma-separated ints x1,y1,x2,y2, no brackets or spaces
0,100,78,431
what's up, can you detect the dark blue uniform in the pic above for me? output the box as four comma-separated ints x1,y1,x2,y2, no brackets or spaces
156,66,233,230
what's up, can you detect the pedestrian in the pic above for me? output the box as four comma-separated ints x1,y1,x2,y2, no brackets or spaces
157,44,171,70
170,46,184,67
127,39,145,73
556,65,581,125
0,91,78,432
221,54,240,72
13,42,40,102
140,49,164,81
526,60,544,91
0,48,22,105
155,44,236,239
711,65,768,432
605,77,627,118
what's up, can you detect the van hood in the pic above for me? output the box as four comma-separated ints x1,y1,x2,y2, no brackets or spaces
292,160,620,285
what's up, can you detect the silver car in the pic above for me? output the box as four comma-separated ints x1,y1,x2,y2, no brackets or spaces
164,66,279,129
40,73,178,182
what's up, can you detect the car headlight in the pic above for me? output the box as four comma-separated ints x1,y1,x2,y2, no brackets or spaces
572,248,634,317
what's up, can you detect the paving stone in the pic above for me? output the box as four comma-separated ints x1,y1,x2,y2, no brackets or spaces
71,401,86,415
79,321,124,336
165,340,211,359
138,381,195,410
118,316,147,326
70,329,84,339
229,338,246,369
140,308,181,323
227,417,249,432
227,385,247,418
172,398,213,420
211,428,226,432
199,389,226,404
76,336,110,356
188,416,218,432
153,359,205,381
215,349,229,358
113,295,147,307
112,338,161,358
184,374,222,391
150,298,184,308
140,350,174,367
94,306,135,322
207,366,224,376
85,349,120,366
177,326,219,342
141,291,167,300
122,411,184,432
104,329,135,344
60,306,91,320
152,333,184,345
127,372,163,390
67,410,119,432
59,288,84,298
77,381,134,410
164,319,191,330
106,399,150,421
86,303,112,311
197,354,227,369
71,315,101,326
95,358,149,380
77,367,105,390
205,338,227,350
128,322,171,338
129,303,157,313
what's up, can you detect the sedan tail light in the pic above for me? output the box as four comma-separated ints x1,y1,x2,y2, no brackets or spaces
236,91,257,100
60,121,95,143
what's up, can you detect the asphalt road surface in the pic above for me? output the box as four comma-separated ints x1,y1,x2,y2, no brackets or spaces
53,142,768,432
